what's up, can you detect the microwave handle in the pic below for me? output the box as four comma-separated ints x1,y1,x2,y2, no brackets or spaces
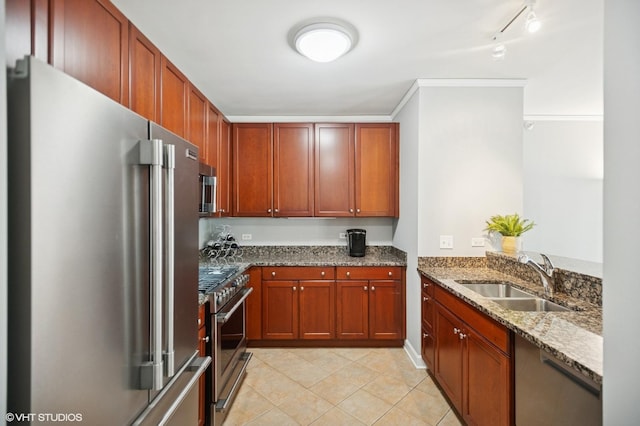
200,175,216,213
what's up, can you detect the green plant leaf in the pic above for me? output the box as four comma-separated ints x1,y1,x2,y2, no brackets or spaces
484,213,535,237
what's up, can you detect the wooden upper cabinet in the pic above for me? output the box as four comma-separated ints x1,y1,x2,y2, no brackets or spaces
187,83,207,160
160,56,188,138
274,123,314,217
217,119,232,216
232,123,273,217
205,105,221,168
6,0,49,67
355,123,399,217
314,123,355,217
50,0,129,106
129,23,160,122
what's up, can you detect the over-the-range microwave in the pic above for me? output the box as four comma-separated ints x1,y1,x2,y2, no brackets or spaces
199,162,216,216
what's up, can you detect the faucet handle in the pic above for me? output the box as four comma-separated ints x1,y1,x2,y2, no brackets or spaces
517,253,530,264
540,253,554,272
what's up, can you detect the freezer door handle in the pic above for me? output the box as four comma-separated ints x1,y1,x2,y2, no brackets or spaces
163,144,176,378
138,139,164,390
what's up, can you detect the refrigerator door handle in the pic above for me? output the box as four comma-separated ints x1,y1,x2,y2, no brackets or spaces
138,139,165,391
163,144,176,378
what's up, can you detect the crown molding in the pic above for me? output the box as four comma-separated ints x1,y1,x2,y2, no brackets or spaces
523,114,603,122
226,115,392,123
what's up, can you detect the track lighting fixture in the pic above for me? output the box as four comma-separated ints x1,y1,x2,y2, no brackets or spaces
490,0,542,59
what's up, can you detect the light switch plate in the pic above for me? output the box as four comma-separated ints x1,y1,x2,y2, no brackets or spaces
241,234,252,241
440,235,454,249
471,237,486,247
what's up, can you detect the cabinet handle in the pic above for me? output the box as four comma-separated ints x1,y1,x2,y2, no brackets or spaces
219,208,225,213
423,296,429,302
423,332,429,338
349,208,354,213
459,333,467,340
300,286,304,291
423,282,429,288
267,208,272,213
201,336,209,343
321,271,325,277
364,286,368,291
453,327,460,335
388,271,393,277
346,271,350,277
271,271,276,277
293,286,297,291
197,318,201,326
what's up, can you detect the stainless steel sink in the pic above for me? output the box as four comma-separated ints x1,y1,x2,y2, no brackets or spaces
490,298,571,312
457,282,534,298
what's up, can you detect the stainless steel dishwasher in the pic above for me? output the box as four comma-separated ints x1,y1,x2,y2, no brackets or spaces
515,335,602,425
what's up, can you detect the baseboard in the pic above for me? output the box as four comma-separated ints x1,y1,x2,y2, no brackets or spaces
403,339,426,369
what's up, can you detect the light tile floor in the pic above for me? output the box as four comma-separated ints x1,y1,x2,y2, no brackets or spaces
223,347,462,426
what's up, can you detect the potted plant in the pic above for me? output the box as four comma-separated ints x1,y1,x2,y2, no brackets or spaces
484,213,535,254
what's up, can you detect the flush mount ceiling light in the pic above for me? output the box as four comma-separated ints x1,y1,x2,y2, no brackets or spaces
294,22,355,63
490,0,542,59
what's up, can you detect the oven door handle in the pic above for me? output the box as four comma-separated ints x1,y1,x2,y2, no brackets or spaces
216,287,253,324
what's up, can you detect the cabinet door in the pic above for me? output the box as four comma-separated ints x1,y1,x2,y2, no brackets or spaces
273,123,314,217
160,56,188,138
50,0,129,106
187,84,207,160
245,267,262,341
369,280,403,340
217,118,232,216
354,123,398,217
232,123,273,217
205,105,221,168
314,123,355,217
435,304,464,411
463,328,511,426
422,325,435,372
336,280,368,339
262,280,298,339
129,23,160,122
299,280,335,339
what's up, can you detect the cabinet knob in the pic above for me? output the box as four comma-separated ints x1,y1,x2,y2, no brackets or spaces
423,282,429,288
271,271,276,277
453,327,460,335
423,332,429,338
388,271,393,277
321,271,325,277
364,286,368,291
219,208,225,213
346,271,350,277
300,286,304,291
197,318,201,326
293,286,297,291
349,208,354,213
356,208,361,213
423,296,429,302
267,208,272,213
201,336,210,343
459,333,467,340
371,286,375,291
275,208,279,213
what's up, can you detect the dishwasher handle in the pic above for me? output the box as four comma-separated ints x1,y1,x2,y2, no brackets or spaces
540,351,601,397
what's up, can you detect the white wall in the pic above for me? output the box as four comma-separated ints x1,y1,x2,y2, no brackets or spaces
418,86,524,257
523,120,603,262
1,0,8,418
603,0,640,422
199,217,394,248
391,90,422,366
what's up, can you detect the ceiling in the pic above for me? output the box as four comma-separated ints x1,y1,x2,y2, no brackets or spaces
111,0,603,118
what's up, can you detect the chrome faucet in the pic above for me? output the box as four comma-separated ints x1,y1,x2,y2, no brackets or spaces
518,253,555,297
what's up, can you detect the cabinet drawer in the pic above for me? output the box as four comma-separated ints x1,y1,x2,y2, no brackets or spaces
422,291,434,330
434,285,510,355
421,276,435,296
262,266,335,280
336,266,402,280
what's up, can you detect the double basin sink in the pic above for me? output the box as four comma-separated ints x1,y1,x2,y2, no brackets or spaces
454,281,571,312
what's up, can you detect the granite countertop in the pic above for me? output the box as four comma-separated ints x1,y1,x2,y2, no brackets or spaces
418,265,603,384
200,245,407,267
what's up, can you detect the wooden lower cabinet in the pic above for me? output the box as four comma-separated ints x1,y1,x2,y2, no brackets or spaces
197,303,208,426
427,280,513,426
421,276,435,371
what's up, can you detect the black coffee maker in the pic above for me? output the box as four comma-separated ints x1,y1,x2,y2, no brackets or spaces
347,229,366,257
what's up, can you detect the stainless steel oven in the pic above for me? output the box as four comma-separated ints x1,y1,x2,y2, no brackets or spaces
199,265,252,426
199,163,216,216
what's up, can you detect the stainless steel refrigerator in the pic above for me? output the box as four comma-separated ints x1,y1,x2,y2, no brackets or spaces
7,56,210,425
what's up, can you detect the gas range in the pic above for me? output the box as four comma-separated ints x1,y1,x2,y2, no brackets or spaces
198,265,249,313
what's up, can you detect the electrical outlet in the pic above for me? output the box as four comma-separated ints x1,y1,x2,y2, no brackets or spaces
471,237,486,247
339,233,347,239
439,235,454,249
241,234,252,241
